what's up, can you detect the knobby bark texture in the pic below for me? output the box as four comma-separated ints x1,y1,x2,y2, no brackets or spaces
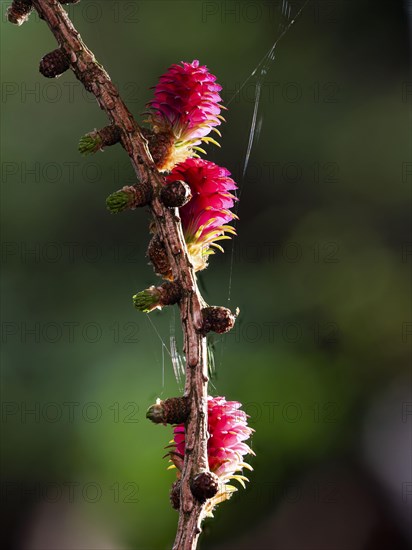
17,0,210,547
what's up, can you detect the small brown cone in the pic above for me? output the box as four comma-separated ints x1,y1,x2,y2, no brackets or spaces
201,306,236,335
7,0,33,25
190,471,219,504
160,180,192,208
39,48,70,78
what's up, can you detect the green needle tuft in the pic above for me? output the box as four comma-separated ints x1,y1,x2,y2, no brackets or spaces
78,133,102,156
133,288,160,313
106,190,131,214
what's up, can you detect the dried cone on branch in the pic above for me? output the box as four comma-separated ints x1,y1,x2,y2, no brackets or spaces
146,60,224,171
190,471,219,504
7,0,32,25
39,48,70,78
201,306,236,335
169,396,254,515
160,179,192,208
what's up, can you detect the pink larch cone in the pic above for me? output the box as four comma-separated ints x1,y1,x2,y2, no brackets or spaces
147,60,224,171
166,158,238,271
170,396,254,516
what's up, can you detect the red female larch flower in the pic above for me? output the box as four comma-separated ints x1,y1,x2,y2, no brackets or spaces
170,396,254,516
147,60,224,171
166,158,238,271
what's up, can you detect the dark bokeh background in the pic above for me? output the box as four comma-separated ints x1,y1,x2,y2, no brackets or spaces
1,1,411,549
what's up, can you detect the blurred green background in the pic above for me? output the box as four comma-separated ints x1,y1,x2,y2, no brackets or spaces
1,1,411,549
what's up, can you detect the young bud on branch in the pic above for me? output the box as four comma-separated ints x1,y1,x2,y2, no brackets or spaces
160,180,192,208
146,396,190,425
170,479,181,510
78,125,121,156
106,184,152,213
200,306,236,335
39,48,70,78
133,281,182,313
7,0,32,25
147,234,172,279
190,471,219,504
